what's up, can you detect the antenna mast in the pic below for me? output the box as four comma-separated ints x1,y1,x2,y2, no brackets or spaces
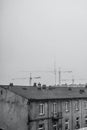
58,68,61,85
29,73,32,86
54,59,57,86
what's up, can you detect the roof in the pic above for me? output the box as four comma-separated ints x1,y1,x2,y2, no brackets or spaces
0,84,87,100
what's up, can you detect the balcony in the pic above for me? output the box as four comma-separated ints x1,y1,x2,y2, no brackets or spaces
52,112,62,120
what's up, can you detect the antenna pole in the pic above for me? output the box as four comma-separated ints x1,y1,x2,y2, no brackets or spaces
29,73,32,86
72,76,75,84
59,68,61,85
54,69,56,86
54,59,57,86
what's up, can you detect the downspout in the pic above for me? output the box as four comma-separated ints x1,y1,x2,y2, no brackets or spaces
47,101,49,130
71,99,73,130
81,99,82,128
61,100,62,130
27,99,31,130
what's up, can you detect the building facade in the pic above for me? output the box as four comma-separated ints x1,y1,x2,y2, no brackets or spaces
0,84,87,130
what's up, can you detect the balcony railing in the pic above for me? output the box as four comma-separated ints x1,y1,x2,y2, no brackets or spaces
52,112,62,120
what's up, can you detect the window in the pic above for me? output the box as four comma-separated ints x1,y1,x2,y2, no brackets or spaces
27,113,30,125
39,104,44,115
53,103,57,114
84,101,87,109
75,117,80,129
85,116,87,124
0,90,3,95
65,102,69,112
38,124,44,130
75,101,79,111
53,121,57,130
65,119,69,130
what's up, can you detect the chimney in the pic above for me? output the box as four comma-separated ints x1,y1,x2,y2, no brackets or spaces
85,84,87,88
9,83,13,87
42,84,46,89
33,83,37,87
37,83,41,89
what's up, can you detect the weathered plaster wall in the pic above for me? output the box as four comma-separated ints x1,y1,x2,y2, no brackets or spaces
0,86,87,130
0,87,28,130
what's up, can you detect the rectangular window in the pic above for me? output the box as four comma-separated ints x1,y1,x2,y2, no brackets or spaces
85,116,87,124
65,119,69,130
38,124,44,130
84,101,87,109
75,101,79,111
65,102,69,112
39,104,44,115
53,122,57,130
53,103,57,114
75,117,80,129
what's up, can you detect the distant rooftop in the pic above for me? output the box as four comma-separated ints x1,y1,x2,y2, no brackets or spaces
0,84,87,101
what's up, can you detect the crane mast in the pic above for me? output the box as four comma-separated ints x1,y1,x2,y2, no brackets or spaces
58,68,72,85
12,73,41,86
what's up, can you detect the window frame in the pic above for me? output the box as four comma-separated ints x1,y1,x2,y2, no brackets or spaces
65,101,69,112
84,101,87,109
39,103,45,116
53,102,57,114
65,119,69,130
75,101,79,111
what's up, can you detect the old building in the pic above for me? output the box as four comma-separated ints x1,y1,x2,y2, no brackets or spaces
0,84,87,130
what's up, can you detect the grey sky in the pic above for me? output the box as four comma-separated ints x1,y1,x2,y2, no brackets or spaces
0,0,87,85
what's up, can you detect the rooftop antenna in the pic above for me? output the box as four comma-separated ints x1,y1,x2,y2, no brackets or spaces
54,59,57,86
72,76,75,84
29,73,32,86
58,67,61,85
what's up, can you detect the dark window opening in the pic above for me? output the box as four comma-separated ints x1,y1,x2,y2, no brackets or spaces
75,117,80,129
65,119,69,130
27,114,31,125
53,121,57,130
38,123,44,130
85,116,87,124
1,90,3,95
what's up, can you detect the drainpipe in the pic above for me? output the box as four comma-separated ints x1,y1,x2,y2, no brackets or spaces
60,100,62,130
71,99,73,130
81,99,82,128
47,101,49,130
27,100,31,130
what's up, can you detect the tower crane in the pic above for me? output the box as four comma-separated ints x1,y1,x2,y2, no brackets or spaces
58,68,72,85
12,73,41,86
18,68,72,86
20,70,57,85
62,77,87,85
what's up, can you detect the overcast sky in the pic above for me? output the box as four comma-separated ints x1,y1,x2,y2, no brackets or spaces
0,0,87,85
